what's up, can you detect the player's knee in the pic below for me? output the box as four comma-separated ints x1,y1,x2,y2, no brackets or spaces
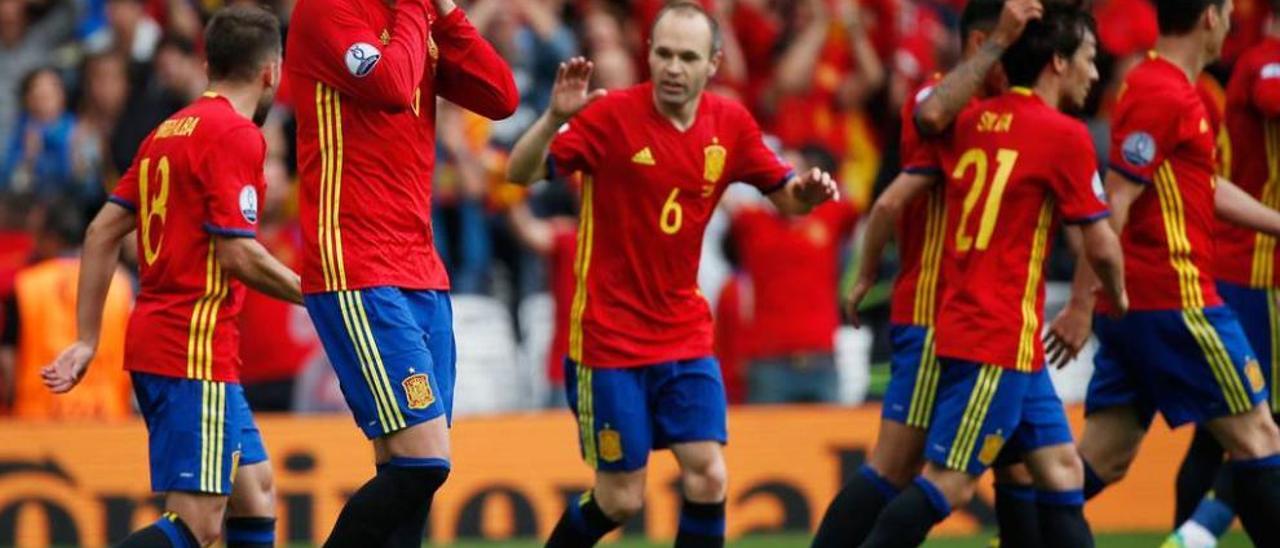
992,463,1034,486
867,446,922,487
681,457,728,501
187,511,227,546
596,483,646,521
1031,447,1084,491
1221,406,1280,459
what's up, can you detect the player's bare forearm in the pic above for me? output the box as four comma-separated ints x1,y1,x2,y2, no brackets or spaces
76,203,134,348
509,202,554,254
507,111,560,184
1080,220,1126,311
1216,177,1280,237
1062,227,1099,312
859,172,934,282
215,237,303,305
914,39,1006,135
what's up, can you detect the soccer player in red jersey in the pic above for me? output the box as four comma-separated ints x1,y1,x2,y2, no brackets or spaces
284,0,516,541
1167,3,1280,544
857,7,1128,546
814,2,1059,546
506,4,837,546
43,7,300,548
1044,0,1280,544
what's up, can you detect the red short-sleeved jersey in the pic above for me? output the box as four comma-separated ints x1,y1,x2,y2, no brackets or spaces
935,89,1109,372
550,83,794,367
890,75,949,326
1105,53,1222,312
1217,38,1280,288
730,201,857,358
109,93,267,382
286,0,516,293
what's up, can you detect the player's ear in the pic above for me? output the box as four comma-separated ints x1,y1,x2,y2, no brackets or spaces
709,49,723,78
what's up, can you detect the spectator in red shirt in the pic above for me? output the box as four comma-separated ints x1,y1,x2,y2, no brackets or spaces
726,146,858,403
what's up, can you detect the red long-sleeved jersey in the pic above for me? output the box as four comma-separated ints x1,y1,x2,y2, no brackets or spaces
286,0,517,294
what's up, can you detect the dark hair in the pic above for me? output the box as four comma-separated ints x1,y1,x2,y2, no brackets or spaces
40,198,86,247
19,66,60,102
650,1,722,56
1001,6,1096,88
1155,0,1226,35
1274,0,1280,15
157,33,197,56
960,0,1005,42
204,5,281,82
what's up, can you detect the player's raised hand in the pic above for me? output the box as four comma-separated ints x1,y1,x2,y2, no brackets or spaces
990,0,1043,48
41,341,95,394
794,167,840,206
844,277,873,329
549,57,607,124
1044,304,1092,369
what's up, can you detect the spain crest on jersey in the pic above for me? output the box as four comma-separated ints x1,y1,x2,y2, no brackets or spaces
402,373,435,409
978,432,1005,465
1245,359,1266,393
703,141,726,183
598,427,623,463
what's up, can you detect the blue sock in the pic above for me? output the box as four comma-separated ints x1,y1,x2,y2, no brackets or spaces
858,464,902,500
1036,489,1085,507
914,476,953,519
225,516,275,548
154,512,199,548
1082,457,1106,500
1187,497,1236,537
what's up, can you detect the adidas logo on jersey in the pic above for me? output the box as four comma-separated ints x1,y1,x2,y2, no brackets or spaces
632,147,655,165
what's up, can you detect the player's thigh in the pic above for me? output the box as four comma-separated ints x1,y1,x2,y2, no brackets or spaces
922,360,1030,478
227,385,275,517
1218,282,1280,408
132,373,242,497
882,325,941,430
1085,314,1157,426
1078,405,1147,482
302,287,448,440
382,415,451,460
671,440,727,501
164,491,230,541
920,461,981,509
565,360,653,472
1129,307,1266,427
650,357,728,451
405,289,458,421
1002,369,1079,491
593,467,649,517
866,420,927,487
1204,403,1280,459
228,461,276,517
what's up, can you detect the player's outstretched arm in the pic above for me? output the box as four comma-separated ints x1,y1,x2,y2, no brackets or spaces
1080,220,1126,317
845,171,933,328
766,167,839,216
215,237,303,305
433,0,519,120
914,0,1042,135
507,57,606,185
292,0,432,110
42,202,135,393
1216,177,1280,237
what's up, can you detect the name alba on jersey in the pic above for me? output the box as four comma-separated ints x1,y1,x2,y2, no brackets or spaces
345,42,381,78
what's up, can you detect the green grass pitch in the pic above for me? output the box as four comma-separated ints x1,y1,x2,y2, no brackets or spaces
422,531,1252,547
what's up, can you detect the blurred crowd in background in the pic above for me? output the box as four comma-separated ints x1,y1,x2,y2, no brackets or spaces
0,0,1272,420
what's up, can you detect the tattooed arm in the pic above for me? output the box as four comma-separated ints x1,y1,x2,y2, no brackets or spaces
914,0,1043,135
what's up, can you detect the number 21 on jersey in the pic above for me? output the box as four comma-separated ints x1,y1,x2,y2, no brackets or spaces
953,147,1019,252
139,156,171,265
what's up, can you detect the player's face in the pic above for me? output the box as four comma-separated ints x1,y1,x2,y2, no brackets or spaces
649,13,720,109
1206,0,1234,60
1061,31,1099,110
253,56,281,127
